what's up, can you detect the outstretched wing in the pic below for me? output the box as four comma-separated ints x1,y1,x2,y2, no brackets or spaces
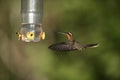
48,42,77,51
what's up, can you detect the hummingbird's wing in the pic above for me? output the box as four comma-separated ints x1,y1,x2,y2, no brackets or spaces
48,42,77,51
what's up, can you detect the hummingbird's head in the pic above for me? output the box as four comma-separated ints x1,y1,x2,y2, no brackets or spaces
58,32,73,41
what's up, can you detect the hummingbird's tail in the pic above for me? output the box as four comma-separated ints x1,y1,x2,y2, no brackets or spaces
83,43,99,49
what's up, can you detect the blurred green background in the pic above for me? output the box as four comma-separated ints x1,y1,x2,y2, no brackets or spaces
0,0,120,80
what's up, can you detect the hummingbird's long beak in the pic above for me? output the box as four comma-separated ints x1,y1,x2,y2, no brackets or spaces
58,32,67,35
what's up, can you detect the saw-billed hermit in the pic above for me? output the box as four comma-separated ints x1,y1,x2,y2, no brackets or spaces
48,32,99,51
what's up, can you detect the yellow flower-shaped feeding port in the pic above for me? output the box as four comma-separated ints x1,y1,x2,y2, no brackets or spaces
26,32,35,40
41,32,45,40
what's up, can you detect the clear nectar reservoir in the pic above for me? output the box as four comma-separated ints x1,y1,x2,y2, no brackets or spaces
18,0,45,42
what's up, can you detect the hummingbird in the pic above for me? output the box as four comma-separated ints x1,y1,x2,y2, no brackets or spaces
48,32,98,51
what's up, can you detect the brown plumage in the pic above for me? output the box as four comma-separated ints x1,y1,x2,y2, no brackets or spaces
48,32,98,51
